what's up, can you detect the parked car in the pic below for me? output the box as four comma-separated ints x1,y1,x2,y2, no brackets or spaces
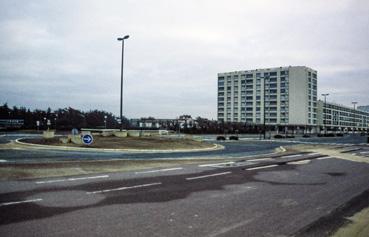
229,136,239,140
216,136,226,141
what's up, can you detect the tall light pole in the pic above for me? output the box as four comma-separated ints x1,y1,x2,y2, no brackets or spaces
352,101,358,133
321,93,329,135
117,35,130,131
263,76,269,139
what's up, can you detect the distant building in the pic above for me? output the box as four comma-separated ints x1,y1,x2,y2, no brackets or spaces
358,105,369,113
178,115,195,129
317,101,369,131
0,119,24,129
130,115,197,130
130,118,171,129
217,66,318,130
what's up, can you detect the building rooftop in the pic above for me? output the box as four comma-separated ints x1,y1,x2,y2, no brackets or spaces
218,66,317,76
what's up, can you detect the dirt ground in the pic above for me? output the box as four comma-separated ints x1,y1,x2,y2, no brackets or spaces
23,136,214,150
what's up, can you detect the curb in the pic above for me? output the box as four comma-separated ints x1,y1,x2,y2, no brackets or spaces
14,138,225,154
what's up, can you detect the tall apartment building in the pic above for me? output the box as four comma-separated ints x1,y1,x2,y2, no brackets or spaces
217,66,318,129
317,101,369,131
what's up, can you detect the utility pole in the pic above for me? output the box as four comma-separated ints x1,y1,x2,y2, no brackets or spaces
117,35,130,132
321,93,329,135
263,76,269,139
352,101,358,134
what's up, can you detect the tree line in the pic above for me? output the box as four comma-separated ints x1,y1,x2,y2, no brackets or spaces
0,103,129,130
1,103,263,134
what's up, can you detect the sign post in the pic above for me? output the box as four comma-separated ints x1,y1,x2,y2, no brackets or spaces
47,120,51,130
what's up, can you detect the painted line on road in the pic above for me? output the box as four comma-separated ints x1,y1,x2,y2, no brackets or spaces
198,162,235,167
0,198,43,207
135,167,183,174
86,182,162,195
287,160,311,165
317,156,334,160
247,158,273,162
36,175,109,184
186,171,232,181
246,165,279,171
280,154,303,158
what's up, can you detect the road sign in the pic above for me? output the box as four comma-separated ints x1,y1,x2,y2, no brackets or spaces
82,134,93,145
36,121,40,126
47,120,51,126
71,128,79,135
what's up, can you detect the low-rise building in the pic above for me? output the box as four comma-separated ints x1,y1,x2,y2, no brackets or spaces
317,101,369,132
358,105,369,113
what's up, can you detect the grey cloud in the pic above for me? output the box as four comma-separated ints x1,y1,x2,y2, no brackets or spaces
1,0,369,119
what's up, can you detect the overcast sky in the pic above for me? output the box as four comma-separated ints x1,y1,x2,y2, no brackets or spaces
0,0,368,119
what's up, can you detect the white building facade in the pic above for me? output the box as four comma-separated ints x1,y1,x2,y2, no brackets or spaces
217,66,318,129
317,101,369,132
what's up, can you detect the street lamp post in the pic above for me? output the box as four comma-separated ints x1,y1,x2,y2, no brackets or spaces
117,35,130,132
321,93,329,135
263,76,269,139
54,114,58,130
352,101,358,133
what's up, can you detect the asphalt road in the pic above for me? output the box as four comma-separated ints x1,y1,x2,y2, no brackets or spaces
0,134,291,163
0,133,367,163
0,152,369,237
1,133,369,236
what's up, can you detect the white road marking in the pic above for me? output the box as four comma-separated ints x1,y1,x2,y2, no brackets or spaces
288,160,311,165
0,198,43,207
135,167,183,174
279,146,287,152
87,182,162,195
280,154,303,158
0,159,7,162
198,162,235,167
317,156,333,160
247,158,273,162
246,165,279,171
186,172,232,181
36,175,109,184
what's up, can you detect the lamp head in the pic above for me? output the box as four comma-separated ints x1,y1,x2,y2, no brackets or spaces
118,35,130,41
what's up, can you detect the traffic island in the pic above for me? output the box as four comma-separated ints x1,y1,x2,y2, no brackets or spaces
17,136,221,152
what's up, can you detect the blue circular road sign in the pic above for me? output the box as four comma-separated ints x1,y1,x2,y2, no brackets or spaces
82,134,93,145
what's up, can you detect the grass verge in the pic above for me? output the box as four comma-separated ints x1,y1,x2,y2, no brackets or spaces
0,158,224,180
